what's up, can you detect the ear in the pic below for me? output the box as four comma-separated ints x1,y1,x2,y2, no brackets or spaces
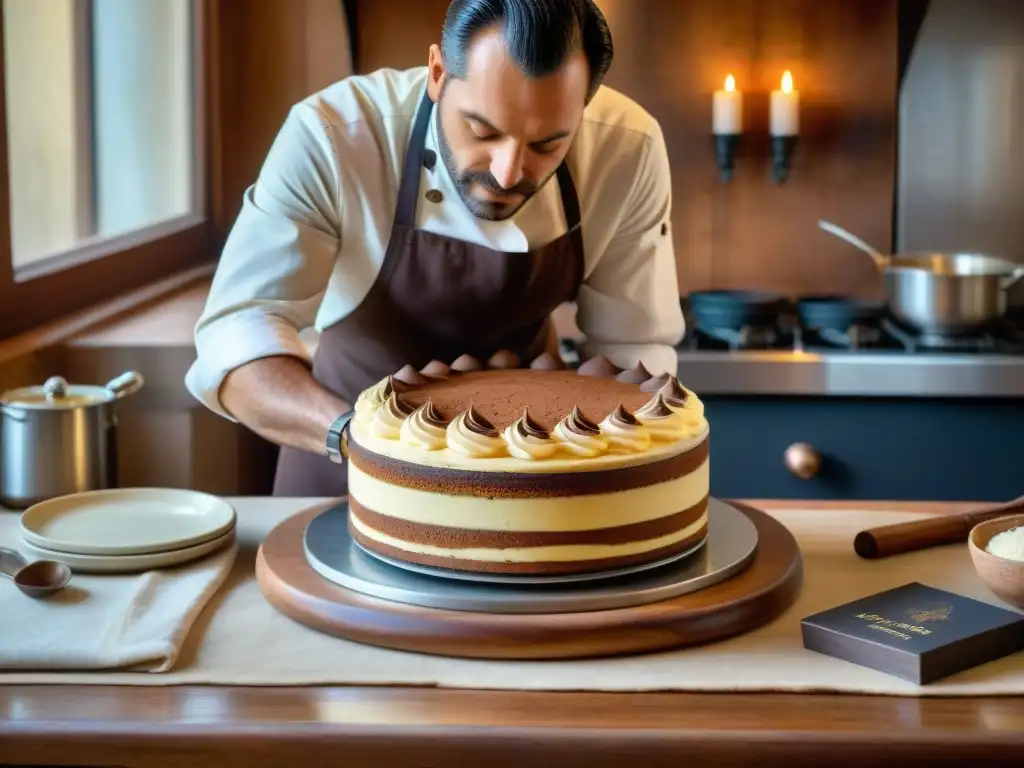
426,44,446,102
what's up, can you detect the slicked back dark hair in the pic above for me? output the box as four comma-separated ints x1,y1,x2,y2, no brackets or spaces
440,0,613,103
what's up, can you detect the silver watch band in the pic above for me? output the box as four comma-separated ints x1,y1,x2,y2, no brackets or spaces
325,409,354,464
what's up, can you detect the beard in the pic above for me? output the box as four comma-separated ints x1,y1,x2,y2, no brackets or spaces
436,123,536,221
435,96,555,221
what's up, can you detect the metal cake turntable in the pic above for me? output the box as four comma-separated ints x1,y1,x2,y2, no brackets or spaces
302,498,759,614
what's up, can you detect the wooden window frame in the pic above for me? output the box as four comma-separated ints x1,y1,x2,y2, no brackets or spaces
0,0,218,339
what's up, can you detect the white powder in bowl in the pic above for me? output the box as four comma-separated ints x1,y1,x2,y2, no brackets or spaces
985,526,1024,561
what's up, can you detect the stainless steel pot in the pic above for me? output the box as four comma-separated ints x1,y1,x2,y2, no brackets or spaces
818,220,1024,336
0,371,144,509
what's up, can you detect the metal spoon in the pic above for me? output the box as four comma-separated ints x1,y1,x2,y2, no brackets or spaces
817,219,890,270
0,546,72,598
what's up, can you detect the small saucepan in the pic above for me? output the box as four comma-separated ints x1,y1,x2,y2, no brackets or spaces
687,290,786,332
796,294,884,332
818,220,1024,336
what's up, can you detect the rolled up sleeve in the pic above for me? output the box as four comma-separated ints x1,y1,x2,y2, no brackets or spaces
575,121,684,376
185,102,342,419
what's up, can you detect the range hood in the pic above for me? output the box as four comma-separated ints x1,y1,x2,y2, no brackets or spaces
896,0,1024,303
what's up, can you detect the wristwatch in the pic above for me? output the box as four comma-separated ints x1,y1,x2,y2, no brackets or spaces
325,409,354,464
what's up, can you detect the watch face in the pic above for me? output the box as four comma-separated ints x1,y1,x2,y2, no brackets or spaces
337,409,355,460
339,419,350,458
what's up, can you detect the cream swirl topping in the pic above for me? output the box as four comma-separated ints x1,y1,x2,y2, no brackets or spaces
370,392,415,439
354,377,385,423
552,406,609,457
399,400,449,451
354,375,403,424
599,405,651,453
446,406,506,458
660,376,702,414
635,393,693,441
502,409,557,460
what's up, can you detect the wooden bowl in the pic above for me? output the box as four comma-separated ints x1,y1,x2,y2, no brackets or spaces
968,514,1024,608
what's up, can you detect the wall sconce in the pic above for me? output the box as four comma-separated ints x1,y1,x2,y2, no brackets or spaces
712,74,742,182
770,70,800,184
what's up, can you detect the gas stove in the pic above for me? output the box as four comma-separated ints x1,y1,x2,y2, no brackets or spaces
678,292,1024,356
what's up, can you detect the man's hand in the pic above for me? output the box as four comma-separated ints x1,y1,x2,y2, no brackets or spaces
219,356,350,456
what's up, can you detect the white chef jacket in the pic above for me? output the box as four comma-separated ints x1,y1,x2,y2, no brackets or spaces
186,66,684,419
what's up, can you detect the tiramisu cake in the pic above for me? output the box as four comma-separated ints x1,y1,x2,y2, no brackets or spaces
347,351,710,575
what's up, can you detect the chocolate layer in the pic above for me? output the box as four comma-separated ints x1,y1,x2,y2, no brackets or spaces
349,495,708,549
350,520,709,575
350,435,709,498
400,370,650,431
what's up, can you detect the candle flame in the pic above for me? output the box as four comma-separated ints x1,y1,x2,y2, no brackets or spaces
781,70,794,94
724,74,736,92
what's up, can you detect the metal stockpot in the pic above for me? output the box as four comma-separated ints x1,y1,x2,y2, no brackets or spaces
0,371,144,509
819,220,1024,335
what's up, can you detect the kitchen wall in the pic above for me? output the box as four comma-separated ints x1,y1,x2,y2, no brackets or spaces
21,0,1018,500
211,0,354,240
350,0,898,300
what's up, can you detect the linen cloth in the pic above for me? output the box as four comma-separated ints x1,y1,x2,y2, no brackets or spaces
0,512,236,672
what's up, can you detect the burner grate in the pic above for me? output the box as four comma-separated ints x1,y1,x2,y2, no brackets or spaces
678,296,1024,355
685,324,793,351
880,318,1024,354
811,324,883,350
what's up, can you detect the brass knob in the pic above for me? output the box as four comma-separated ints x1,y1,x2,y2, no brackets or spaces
785,442,821,479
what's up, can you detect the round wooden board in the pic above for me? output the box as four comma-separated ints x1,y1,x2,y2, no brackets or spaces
255,501,803,660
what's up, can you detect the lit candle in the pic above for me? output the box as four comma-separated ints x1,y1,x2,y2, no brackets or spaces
712,74,742,135
770,70,800,136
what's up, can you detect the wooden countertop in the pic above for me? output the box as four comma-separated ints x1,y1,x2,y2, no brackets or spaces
2,500,1023,768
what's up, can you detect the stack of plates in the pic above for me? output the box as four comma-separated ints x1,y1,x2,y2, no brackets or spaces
18,488,237,573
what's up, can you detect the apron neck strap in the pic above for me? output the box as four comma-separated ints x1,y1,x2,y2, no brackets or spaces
393,90,435,228
555,161,581,231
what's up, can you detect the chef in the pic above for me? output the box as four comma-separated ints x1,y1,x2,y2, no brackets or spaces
185,0,685,497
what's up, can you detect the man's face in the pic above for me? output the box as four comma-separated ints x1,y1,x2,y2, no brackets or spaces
427,28,590,221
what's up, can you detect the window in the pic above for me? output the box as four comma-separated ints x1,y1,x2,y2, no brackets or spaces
0,0,213,338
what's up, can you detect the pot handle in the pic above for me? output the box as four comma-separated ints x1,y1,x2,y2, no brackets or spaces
104,371,145,400
817,219,890,271
1000,266,1024,291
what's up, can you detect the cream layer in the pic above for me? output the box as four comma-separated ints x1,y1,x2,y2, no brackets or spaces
351,421,710,473
348,457,710,532
350,509,708,563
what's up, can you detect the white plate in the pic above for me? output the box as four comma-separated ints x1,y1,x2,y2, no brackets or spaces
19,527,236,574
19,488,237,556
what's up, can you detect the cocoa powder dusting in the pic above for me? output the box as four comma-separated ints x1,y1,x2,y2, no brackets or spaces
400,370,651,430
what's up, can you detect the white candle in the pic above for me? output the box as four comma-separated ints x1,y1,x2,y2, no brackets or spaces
770,70,800,136
712,74,742,135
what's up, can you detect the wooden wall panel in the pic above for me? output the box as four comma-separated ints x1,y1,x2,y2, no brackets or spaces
210,0,353,243
351,0,897,301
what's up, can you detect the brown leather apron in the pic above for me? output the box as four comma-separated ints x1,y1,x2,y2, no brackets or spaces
273,89,586,497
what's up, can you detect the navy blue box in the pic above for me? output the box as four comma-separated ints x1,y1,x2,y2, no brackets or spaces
801,582,1024,684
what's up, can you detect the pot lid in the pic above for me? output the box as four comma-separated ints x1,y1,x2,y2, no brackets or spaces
0,376,115,410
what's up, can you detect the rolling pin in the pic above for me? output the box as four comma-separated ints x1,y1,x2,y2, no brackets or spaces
853,494,1024,559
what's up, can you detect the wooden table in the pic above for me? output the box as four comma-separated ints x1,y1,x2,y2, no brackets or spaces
3,501,1023,768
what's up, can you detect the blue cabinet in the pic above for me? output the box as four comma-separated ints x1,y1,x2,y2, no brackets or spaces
702,396,1023,502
